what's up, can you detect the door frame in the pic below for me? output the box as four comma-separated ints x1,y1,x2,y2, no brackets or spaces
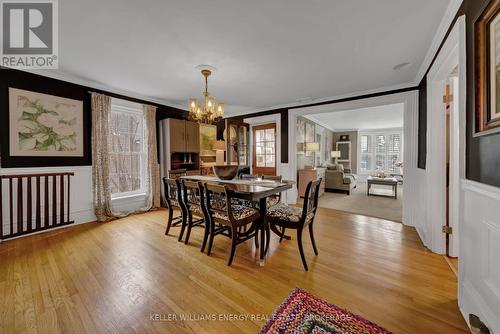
425,15,466,256
251,123,277,176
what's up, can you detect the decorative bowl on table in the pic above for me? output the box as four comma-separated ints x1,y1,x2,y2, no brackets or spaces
212,165,239,180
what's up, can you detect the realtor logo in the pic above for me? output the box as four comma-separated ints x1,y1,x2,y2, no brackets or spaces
1,0,58,68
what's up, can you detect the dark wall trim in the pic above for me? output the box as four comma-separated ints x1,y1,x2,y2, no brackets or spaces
230,86,418,164
417,78,427,169
0,68,187,168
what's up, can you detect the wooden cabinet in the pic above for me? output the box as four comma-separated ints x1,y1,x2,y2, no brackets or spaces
169,118,186,153
159,118,201,175
298,168,325,198
185,121,200,153
168,119,199,153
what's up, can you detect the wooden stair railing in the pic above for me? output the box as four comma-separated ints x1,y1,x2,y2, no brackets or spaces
0,172,74,240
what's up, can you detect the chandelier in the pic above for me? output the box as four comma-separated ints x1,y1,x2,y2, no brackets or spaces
188,68,224,123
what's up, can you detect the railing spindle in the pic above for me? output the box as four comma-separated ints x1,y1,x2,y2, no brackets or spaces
67,174,71,223
44,175,49,228
17,177,23,235
60,174,64,225
9,178,13,236
52,175,57,226
36,176,41,230
27,177,32,232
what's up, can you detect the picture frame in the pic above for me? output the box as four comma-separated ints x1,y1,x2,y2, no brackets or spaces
475,0,500,135
1,87,90,167
339,134,350,141
336,141,351,162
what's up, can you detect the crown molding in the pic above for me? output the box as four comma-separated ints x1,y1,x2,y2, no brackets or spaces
302,115,338,132
18,69,189,111
414,0,463,84
224,81,417,118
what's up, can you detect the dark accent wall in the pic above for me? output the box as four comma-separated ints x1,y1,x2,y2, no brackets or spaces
231,87,417,165
0,68,188,167
418,0,500,187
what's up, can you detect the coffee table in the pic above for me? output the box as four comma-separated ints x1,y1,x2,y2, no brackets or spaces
367,176,398,199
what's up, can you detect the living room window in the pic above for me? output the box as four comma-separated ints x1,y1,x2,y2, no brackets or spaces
109,101,146,198
358,130,402,174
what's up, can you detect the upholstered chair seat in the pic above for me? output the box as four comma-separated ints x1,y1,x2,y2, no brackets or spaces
267,203,314,223
213,205,259,222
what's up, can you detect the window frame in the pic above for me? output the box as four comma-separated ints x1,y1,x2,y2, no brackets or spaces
357,128,403,175
109,102,147,200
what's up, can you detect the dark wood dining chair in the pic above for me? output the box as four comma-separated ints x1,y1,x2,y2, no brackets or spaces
181,180,209,251
203,183,261,266
265,179,321,271
168,169,187,179
262,175,282,207
162,177,186,240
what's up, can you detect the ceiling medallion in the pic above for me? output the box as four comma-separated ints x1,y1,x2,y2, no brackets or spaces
188,66,224,123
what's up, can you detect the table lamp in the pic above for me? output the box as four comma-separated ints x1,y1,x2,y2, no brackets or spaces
331,150,341,164
305,142,320,152
213,140,226,165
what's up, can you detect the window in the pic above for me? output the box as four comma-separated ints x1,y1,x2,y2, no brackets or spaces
108,101,146,198
254,127,276,168
359,135,371,172
358,130,403,174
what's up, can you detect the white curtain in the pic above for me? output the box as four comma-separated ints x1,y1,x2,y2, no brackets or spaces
143,104,161,210
91,92,114,221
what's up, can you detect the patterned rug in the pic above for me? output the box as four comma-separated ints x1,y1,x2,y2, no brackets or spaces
260,288,392,334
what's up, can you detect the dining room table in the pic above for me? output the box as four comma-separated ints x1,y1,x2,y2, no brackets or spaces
180,175,294,266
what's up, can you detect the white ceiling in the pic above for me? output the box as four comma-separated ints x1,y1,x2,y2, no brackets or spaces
47,0,451,113
305,103,404,131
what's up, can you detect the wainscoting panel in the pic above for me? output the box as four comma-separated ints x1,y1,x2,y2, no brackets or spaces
460,180,500,333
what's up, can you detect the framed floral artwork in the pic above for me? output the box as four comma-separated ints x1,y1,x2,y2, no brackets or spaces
1,87,89,167
199,123,217,156
475,0,500,135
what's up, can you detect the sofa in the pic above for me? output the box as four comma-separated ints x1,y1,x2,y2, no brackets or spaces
324,164,357,195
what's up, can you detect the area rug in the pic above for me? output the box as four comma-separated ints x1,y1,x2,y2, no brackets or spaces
260,288,392,334
298,182,402,223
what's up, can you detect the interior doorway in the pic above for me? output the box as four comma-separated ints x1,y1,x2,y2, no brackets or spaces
252,123,277,176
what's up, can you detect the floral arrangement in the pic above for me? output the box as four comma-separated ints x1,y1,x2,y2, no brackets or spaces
16,96,77,152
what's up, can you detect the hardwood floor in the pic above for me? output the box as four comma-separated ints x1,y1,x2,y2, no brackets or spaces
0,208,468,333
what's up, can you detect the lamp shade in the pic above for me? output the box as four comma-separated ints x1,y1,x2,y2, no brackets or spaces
331,150,341,158
305,142,320,152
213,140,226,151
